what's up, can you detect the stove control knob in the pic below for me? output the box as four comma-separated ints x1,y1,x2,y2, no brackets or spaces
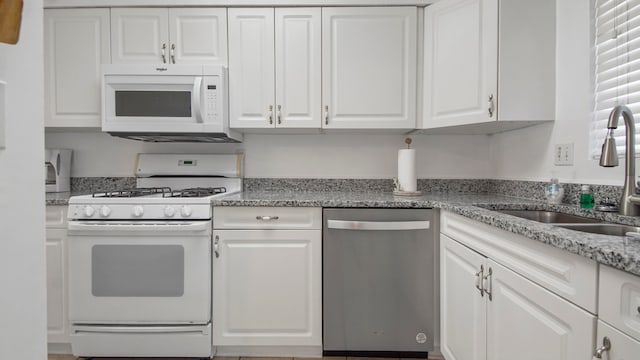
164,206,176,217
99,206,111,217
83,206,95,217
132,205,144,218
180,206,193,217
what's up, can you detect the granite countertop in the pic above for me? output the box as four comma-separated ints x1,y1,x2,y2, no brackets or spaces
212,191,640,276
46,191,90,205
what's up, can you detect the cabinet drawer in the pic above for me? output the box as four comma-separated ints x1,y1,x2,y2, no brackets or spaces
595,320,640,358
46,205,67,228
441,211,598,313
599,265,640,341
214,207,322,230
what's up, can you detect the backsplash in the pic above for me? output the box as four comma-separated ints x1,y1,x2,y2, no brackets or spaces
71,177,136,193
71,177,623,206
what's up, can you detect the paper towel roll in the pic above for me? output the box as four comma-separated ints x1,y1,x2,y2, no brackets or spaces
398,149,417,192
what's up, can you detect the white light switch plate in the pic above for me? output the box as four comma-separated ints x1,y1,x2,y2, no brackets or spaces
0,80,5,149
554,143,574,166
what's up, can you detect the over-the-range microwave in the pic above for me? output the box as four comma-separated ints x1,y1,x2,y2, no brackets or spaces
102,64,242,143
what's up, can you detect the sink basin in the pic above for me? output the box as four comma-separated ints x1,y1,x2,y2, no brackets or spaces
554,223,640,237
495,210,601,224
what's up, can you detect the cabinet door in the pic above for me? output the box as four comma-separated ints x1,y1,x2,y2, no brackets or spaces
44,8,110,128
212,230,321,346
169,8,227,65
111,8,169,64
440,235,487,360
595,321,640,360
486,260,596,360
228,8,276,128
46,228,68,343
423,0,498,128
274,8,321,128
322,7,417,129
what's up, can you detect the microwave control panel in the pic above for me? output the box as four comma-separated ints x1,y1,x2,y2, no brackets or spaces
205,82,218,122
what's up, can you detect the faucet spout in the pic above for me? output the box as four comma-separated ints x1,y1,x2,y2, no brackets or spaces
599,105,640,216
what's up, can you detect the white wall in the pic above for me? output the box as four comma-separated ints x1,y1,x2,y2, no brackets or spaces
490,0,628,186
47,0,617,186
0,1,47,360
45,131,492,178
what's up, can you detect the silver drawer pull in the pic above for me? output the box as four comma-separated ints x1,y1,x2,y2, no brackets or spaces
256,216,279,221
483,267,493,301
475,265,484,297
593,336,611,358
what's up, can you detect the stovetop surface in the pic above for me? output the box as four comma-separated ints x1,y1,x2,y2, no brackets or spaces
91,187,227,199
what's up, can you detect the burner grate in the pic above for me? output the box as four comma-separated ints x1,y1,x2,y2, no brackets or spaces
92,187,172,198
166,187,227,198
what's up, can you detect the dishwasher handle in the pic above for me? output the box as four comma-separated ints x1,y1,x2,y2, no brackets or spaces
327,219,430,231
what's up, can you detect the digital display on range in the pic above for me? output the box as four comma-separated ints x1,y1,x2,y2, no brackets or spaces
178,160,197,166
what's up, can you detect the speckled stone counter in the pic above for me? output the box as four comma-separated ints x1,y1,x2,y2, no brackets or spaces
46,191,88,206
212,191,640,276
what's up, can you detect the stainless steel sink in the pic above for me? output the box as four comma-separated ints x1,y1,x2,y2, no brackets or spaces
495,210,601,224
554,223,640,237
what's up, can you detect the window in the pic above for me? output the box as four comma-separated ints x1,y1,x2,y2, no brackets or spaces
591,0,640,159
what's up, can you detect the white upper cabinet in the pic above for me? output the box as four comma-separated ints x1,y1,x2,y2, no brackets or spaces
322,7,417,129
275,8,322,128
421,0,555,134
229,8,321,129
44,8,110,128
228,8,276,128
111,8,227,65
169,8,228,64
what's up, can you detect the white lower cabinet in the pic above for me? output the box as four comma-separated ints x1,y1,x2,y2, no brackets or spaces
594,320,640,359
441,211,597,360
212,207,322,357
594,265,640,358
46,206,70,349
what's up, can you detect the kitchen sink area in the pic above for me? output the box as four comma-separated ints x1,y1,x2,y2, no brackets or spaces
494,209,640,237
494,209,602,224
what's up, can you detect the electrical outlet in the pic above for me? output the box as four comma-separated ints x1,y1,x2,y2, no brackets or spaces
554,143,574,166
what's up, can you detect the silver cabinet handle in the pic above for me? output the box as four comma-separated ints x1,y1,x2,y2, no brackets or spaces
256,216,279,221
161,43,167,64
475,265,484,297
214,235,220,258
170,43,176,64
483,267,493,301
277,104,282,125
324,105,329,125
327,219,430,231
268,105,273,125
488,94,495,118
593,336,611,358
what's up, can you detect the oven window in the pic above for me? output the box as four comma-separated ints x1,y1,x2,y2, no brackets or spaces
91,245,184,297
115,91,192,117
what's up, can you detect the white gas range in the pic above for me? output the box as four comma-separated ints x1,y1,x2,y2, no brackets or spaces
66,154,242,359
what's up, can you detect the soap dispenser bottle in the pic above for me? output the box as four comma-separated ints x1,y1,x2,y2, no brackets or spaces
544,178,564,204
580,185,595,209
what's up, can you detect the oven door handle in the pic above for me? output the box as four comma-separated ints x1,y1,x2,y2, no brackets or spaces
72,324,210,335
67,221,210,233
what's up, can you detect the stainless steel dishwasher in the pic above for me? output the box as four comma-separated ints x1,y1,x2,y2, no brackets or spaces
323,208,437,358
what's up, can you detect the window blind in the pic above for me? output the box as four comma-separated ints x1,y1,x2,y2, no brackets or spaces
591,0,640,159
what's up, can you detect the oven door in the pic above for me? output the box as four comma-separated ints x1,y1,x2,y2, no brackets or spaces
67,220,211,324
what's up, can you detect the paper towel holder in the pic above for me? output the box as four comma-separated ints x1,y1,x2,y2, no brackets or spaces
393,137,422,196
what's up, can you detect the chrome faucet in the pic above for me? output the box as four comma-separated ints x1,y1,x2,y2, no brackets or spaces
599,105,640,216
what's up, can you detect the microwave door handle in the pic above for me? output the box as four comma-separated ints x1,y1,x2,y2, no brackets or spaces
192,77,204,123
